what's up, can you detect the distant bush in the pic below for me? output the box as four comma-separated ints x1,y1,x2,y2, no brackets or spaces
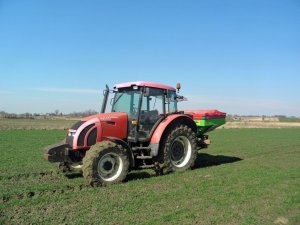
67,109,98,117
278,117,300,123
0,109,99,119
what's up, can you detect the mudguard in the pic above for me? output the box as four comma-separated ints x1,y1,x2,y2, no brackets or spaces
149,114,196,156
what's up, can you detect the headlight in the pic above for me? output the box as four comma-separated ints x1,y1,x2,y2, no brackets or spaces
68,132,76,137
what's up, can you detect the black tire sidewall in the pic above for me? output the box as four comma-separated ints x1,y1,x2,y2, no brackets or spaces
82,141,129,186
157,124,197,173
92,147,127,183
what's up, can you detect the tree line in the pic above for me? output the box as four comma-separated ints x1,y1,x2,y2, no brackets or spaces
0,109,99,119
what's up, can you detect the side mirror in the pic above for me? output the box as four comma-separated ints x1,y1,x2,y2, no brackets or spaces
176,95,188,101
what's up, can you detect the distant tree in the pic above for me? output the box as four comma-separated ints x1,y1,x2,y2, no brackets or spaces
25,112,32,118
54,109,59,116
274,115,286,118
68,109,98,117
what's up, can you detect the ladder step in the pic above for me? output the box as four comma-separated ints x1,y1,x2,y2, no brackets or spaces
136,156,153,159
139,165,154,169
132,147,151,151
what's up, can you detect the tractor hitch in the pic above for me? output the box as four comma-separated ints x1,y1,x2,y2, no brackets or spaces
44,142,71,163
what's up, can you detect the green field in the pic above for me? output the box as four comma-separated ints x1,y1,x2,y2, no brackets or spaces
1,129,299,224
0,118,77,130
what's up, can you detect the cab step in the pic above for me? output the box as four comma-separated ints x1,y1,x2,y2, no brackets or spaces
136,155,153,159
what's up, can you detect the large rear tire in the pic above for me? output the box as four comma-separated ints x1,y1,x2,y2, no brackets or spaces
82,141,129,186
154,124,197,175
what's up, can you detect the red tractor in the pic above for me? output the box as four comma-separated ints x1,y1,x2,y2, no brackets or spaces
44,81,226,186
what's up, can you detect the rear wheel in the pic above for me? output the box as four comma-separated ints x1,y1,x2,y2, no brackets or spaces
82,141,129,186
154,124,197,174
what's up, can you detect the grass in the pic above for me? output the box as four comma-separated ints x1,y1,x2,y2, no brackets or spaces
0,118,77,130
1,117,300,130
0,128,299,224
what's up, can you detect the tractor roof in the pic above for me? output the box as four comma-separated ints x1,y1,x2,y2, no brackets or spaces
114,81,176,91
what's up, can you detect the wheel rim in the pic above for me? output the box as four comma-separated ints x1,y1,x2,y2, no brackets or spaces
97,153,123,181
170,136,192,168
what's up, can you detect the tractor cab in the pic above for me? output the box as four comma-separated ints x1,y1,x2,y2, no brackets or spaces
103,81,179,143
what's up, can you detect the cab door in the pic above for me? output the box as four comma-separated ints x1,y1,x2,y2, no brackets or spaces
138,88,165,141
112,88,142,142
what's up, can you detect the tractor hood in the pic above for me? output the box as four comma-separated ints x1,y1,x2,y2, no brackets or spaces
82,112,128,123
67,112,128,150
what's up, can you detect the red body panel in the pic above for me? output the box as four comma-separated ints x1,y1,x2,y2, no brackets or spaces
184,110,226,120
72,112,128,150
71,118,100,150
99,113,128,140
150,114,193,144
115,81,176,91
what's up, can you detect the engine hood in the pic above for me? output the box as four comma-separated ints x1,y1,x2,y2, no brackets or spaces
82,112,128,122
68,112,128,150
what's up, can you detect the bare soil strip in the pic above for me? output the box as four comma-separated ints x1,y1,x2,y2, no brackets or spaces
222,121,300,129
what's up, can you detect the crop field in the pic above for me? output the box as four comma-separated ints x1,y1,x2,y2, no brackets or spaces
1,117,300,130
0,128,299,225
0,118,77,130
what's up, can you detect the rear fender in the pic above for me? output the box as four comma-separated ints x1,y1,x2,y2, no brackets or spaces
149,114,196,156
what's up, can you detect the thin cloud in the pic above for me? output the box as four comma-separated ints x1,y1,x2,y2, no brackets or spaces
185,95,286,108
181,95,300,116
32,87,100,94
0,90,15,94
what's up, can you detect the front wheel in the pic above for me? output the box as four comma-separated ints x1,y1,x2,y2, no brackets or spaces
154,124,197,174
82,141,129,186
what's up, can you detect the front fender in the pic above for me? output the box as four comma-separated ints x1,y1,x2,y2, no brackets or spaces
72,118,102,150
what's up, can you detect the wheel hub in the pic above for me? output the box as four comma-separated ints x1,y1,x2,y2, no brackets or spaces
103,161,113,171
98,154,118,177
171,141,185,161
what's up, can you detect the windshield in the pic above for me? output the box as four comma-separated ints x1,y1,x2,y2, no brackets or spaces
112,89,141,117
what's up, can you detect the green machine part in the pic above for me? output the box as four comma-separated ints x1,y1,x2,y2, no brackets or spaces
194,117,226,135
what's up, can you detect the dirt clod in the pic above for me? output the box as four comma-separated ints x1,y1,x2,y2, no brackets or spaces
274,217,288,224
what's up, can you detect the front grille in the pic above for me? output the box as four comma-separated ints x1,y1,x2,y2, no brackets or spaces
87,128,97,146
78,124,95,146
71,121,84,130
66,136,74,147
66,121,84,147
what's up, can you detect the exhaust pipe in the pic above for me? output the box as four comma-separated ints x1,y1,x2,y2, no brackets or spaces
101,85,110,113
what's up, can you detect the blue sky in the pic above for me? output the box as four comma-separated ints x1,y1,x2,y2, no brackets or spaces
0,0,299,116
